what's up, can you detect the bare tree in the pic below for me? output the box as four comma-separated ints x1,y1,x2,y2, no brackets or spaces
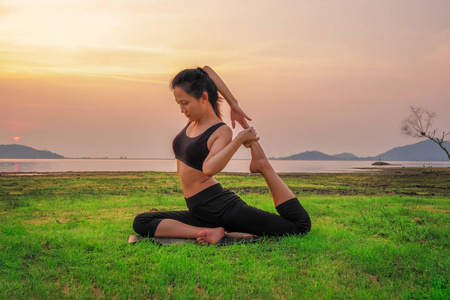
401,106,449,160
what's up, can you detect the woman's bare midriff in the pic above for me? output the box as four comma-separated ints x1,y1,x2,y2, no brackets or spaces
177,160,218,198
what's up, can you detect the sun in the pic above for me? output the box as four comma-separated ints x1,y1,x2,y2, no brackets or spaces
13,136,20,142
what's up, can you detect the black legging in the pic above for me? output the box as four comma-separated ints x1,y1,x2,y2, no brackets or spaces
133,183,311,237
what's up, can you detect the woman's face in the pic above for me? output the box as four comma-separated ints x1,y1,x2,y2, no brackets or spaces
173,86,206,121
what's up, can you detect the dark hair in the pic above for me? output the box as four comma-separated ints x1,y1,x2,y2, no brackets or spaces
171,67,222,120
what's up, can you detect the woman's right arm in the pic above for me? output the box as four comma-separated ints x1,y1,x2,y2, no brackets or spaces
202,127,259,177
202,65,252,129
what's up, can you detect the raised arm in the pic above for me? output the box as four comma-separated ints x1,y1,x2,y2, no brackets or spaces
202,65,252,129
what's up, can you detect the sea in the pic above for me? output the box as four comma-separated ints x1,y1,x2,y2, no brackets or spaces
0,159,448,174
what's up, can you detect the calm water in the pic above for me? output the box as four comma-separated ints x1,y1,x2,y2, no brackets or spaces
0,159,448,174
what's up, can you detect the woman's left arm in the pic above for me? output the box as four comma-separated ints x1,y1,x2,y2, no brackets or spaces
202,66,252,129
202,127,259,176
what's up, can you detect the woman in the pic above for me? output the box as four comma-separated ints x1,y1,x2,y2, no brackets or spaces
133,66,311,244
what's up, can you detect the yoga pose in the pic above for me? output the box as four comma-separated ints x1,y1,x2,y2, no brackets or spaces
133,66,311,244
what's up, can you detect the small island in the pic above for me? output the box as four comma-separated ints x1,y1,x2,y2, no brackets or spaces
372,161,391,166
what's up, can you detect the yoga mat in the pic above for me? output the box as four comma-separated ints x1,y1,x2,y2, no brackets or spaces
128,232,263,245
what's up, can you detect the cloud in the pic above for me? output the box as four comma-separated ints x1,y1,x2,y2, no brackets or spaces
426,30,450,70
0,120,31,131
0,42,175,82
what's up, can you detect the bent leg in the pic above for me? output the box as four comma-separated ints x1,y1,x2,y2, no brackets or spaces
133,210,225,244
133,210,201,237
249,142,296,207
219,197,310,236
155,219,225,244
247,142,311,233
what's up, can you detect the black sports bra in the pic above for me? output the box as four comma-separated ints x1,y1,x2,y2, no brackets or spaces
172,122,226,171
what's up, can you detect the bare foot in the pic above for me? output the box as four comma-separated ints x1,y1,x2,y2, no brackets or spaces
249,143,271,173
197,227,225,245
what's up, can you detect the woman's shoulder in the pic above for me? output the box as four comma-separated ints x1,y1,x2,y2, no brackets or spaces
217,122,231,131
205,119,229,131
211,122,232,138
208,122,229,135
207,123,232,148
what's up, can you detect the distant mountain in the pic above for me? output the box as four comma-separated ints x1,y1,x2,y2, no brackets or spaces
333,152,359,160
374,140,449,161
280,151,337,161
0,144,64,159
273,140,449,161
275,150,367,161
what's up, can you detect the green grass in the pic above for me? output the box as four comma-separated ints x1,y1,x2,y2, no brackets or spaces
1,169,449,299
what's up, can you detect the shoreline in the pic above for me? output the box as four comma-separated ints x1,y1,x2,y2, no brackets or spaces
1,167,449,177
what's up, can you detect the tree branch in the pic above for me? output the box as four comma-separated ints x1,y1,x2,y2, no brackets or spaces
401,106,449,160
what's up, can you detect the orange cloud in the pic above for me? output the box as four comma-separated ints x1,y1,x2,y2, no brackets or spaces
0,120,30,131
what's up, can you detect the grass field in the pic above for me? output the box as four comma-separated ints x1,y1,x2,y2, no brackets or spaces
1,168,449,299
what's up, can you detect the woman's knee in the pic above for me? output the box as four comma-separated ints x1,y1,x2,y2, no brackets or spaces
132,213,146,235
276,198,311,234
293,214,311,235
132,213,161,237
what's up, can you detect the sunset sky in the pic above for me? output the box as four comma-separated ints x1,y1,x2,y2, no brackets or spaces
1,0,449,159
